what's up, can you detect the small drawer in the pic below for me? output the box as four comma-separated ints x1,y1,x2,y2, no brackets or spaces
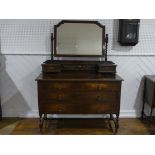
77,82,120,91
42,64,61,73
39,83,70,91
39,93,68,101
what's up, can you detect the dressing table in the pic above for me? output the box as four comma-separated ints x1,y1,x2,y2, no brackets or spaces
36,20,123,134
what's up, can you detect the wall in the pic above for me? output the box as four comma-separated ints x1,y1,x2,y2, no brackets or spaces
0,19,155,118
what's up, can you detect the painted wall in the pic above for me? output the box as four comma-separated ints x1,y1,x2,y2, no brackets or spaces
0,19,155,117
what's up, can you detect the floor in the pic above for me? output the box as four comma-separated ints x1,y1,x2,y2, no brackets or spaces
0,117,155,135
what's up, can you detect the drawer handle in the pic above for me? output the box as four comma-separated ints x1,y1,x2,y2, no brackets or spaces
97,85,102,90
59,109,63,112
78,65,83,68
58,95,63,101
96,96,106,102
96,96,102,101
58,87,62,90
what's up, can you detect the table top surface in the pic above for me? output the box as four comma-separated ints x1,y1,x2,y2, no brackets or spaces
145,75,155,82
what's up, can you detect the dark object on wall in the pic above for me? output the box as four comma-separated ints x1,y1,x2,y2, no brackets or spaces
118,19,140,46
141,75,155,120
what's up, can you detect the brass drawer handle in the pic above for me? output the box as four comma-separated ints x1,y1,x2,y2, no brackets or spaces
58,87,62,90
96,96,102,101
58,94,63,101
78,65,83,68
96,96,106,102
58,109,63,112
97,85,103,90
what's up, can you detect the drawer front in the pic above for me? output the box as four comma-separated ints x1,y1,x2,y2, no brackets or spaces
39,91,118,103
42,64,61,73
38,81,121,114
40,102,117,114
39,81,120,92
38,92,120,114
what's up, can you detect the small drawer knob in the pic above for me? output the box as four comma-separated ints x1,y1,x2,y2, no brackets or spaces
58,87,62,90
97,85,102,90
59,109,62,112
96,96,101,101
58,94,63,101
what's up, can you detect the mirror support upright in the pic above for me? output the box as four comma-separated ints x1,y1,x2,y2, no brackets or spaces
105,34,108,62
51,33,54,61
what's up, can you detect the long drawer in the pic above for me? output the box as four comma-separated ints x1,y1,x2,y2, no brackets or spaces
38,82,120,92
38,92,119,114
40,102,116,114
39,91,119,103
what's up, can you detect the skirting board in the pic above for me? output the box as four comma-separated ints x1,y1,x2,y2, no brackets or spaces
2,110,142,118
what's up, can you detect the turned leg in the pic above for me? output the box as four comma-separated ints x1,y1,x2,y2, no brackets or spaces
114,113,119,135
39,113,43,133
44,114,47,120
110,113,113,120
141,101,145,119
150,107,153,121
0,111,2,121
109,113,119,134
108,114,113,133
141,78,146,119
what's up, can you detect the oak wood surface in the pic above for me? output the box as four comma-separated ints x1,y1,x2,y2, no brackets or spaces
36,71,123,134
36,73,122,115
36,73,123,82
41,60,117,74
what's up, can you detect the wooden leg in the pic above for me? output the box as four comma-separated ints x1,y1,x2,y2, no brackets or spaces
109,113,119,134
0,112,2,121
150,107,153,121
142,77,146,119
114,113,119,135
110,113,113,120
108,114,113,133
44,114,47,120
39,113,43,133
141,101,145,119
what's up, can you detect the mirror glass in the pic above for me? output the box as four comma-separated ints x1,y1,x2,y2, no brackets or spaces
55,22,104,56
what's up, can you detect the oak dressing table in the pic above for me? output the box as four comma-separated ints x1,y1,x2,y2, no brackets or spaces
36,20,123,134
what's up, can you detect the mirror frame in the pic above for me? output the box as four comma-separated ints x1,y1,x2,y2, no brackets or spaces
54,20,106,57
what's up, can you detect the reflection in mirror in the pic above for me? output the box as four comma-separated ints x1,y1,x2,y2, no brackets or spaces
55,22,104,56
